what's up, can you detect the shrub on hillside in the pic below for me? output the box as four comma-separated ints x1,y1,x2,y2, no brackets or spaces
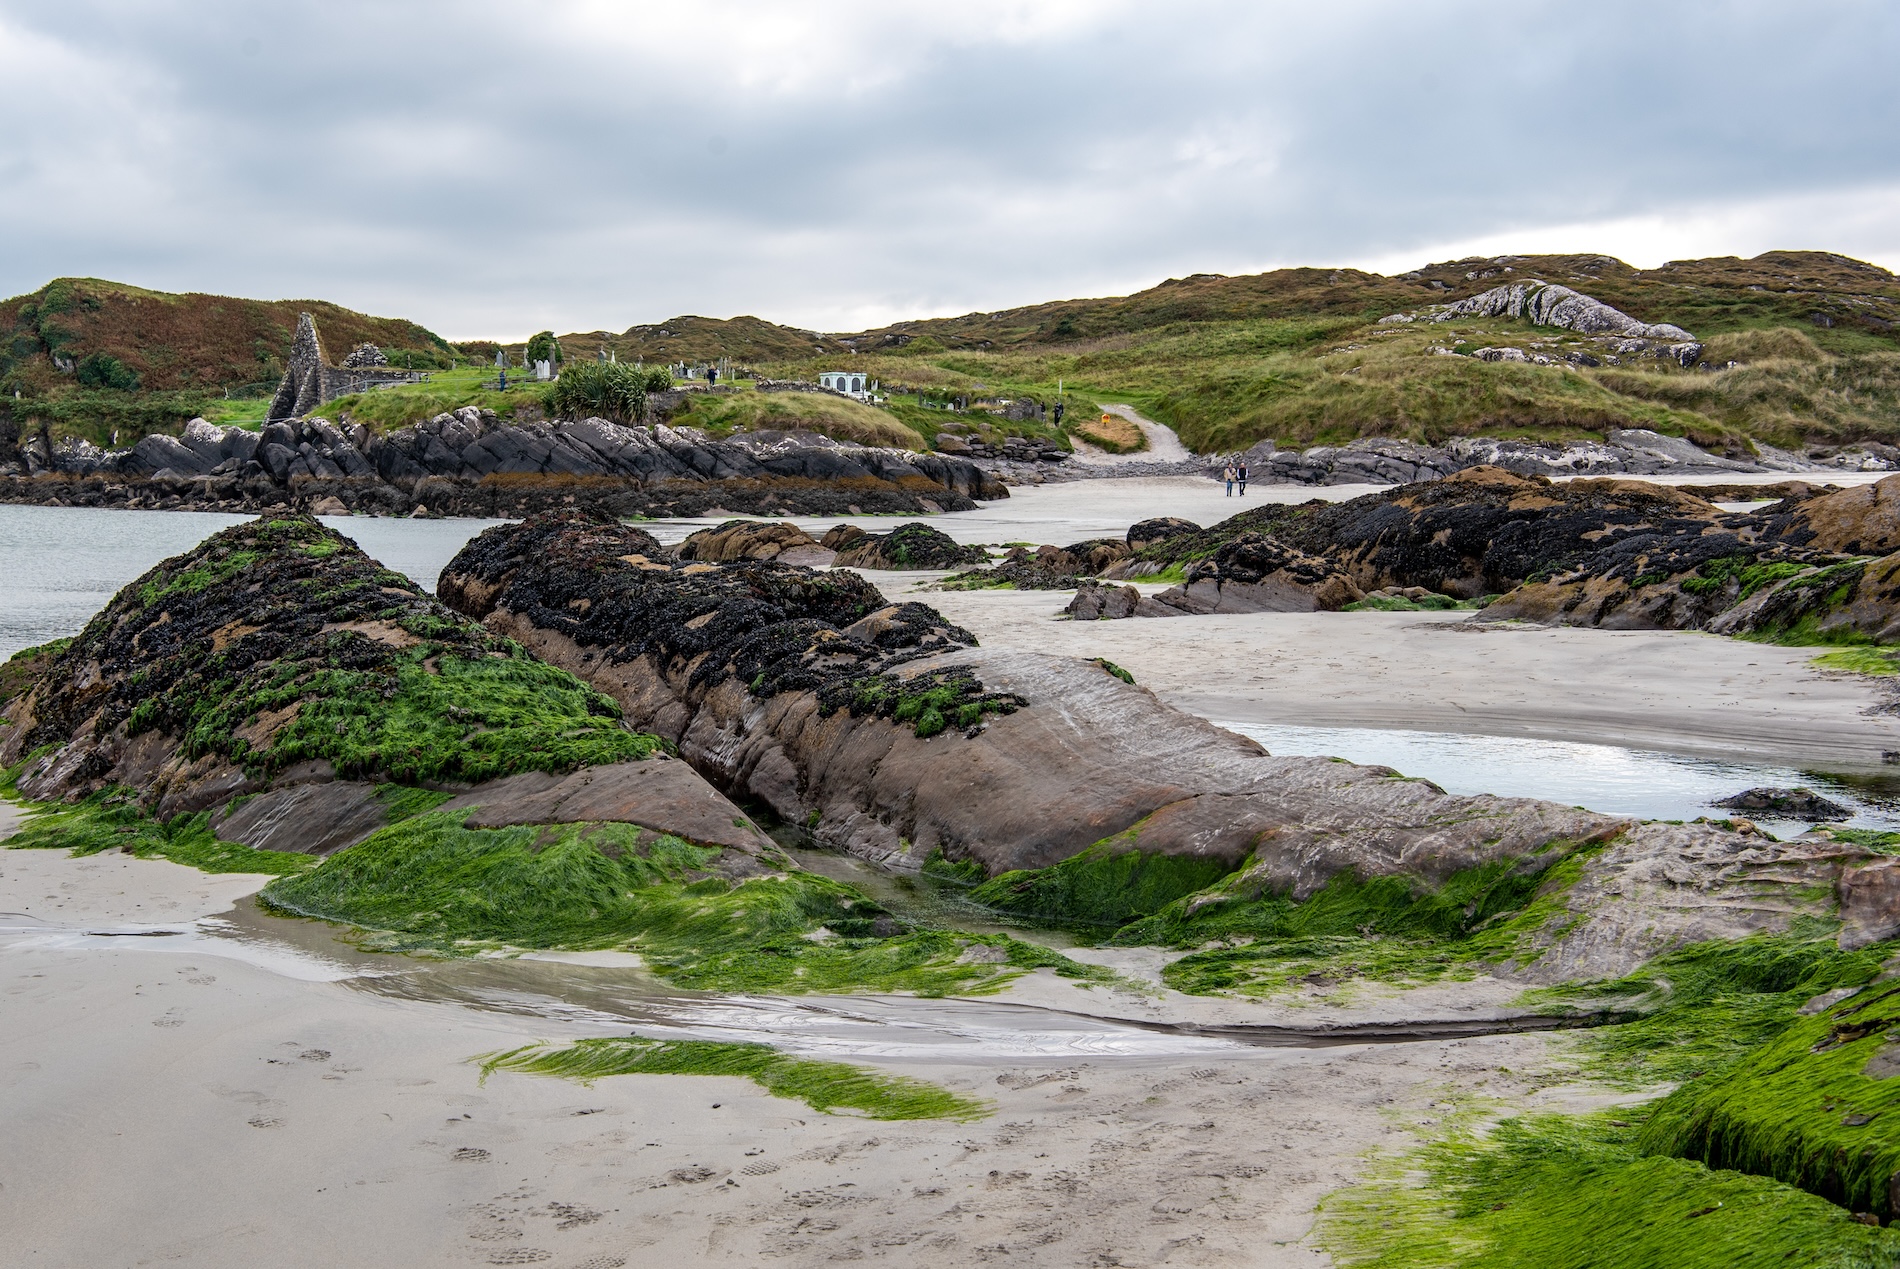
525,330,565,366
544,362,671,424
75,353,140,391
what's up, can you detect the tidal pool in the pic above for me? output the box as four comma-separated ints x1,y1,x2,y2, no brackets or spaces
1219,720,1900,839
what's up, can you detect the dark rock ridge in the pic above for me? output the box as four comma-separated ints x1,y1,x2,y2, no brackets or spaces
434,511,1881,977
938,539,1133,591
0,515,774,863
1050,466,1900,638
1107,467,1740,597
1214,428,1767,489
1480,475,1900,639
1073,534,1362,618
0,407,1005,518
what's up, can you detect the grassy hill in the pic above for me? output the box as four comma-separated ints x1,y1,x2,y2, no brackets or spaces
7,251,1898,459
0,277,455,442
541,315,852,367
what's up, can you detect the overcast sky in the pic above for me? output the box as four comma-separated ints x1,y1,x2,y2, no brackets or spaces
4,0,1898,340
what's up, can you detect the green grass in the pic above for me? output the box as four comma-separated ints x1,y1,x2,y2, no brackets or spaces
312,366,550,432
1318,1107,1900,1269
2,783,315,875
260,810,1111,994
667,386,926,450
477,1037,989,1121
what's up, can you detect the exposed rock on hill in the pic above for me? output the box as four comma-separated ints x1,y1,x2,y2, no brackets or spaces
1,407,1004,517
435,511,1883,977
1430,280,1696,343
0,515,773,862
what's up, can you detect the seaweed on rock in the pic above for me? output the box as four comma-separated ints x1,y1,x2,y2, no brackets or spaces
439,510,1017,736
3,515,656,804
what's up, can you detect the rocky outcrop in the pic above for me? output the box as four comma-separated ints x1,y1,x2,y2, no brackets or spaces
0,406,1006,517
0,515,774,863
674,519,834,566
827,521,989,570
1475,477,1900,638
1762,472,1900,555
1713,787,1851,820
1079,535,1361,618
1429,280,1696,343
1127,517,1201,550
1216,428,1762,489
941,539,1134,591
1112,467,1735,599
437,512,1888,977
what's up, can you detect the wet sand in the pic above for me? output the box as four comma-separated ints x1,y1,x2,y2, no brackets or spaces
885,578,1900,769
0,844,1569,1268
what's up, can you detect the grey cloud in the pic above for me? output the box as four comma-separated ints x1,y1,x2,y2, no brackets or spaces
1,0,1896,337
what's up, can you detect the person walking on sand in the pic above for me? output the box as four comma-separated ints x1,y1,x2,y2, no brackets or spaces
1222,462,1237,496
1236,458,1249,496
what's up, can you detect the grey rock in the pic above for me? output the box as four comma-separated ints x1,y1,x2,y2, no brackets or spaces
1432,280,1696,342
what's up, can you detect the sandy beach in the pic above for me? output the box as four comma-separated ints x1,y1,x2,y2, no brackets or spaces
0,844,1574,1269
887,580,1900,769
5,470,1893,1267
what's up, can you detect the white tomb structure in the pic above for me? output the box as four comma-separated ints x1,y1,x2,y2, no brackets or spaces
817,370,871,399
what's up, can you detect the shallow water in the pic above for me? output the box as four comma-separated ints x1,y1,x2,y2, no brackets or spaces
0,896,1601,1060
0,504,508,660
1219,720,1900,839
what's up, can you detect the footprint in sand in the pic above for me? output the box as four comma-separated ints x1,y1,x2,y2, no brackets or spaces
453,1147,493,1162
741,1161,781,1176
483,1250,551,1265
247,1116,284,1129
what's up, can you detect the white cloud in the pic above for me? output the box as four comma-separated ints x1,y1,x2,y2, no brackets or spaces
0,0,1895,339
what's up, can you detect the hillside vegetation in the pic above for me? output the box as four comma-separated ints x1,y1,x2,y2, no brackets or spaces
7,251,1898,457
0,277,455,444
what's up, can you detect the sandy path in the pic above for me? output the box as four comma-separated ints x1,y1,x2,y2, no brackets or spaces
882,580,1900,768
1,845,1569,1268
1070,405,1197,465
